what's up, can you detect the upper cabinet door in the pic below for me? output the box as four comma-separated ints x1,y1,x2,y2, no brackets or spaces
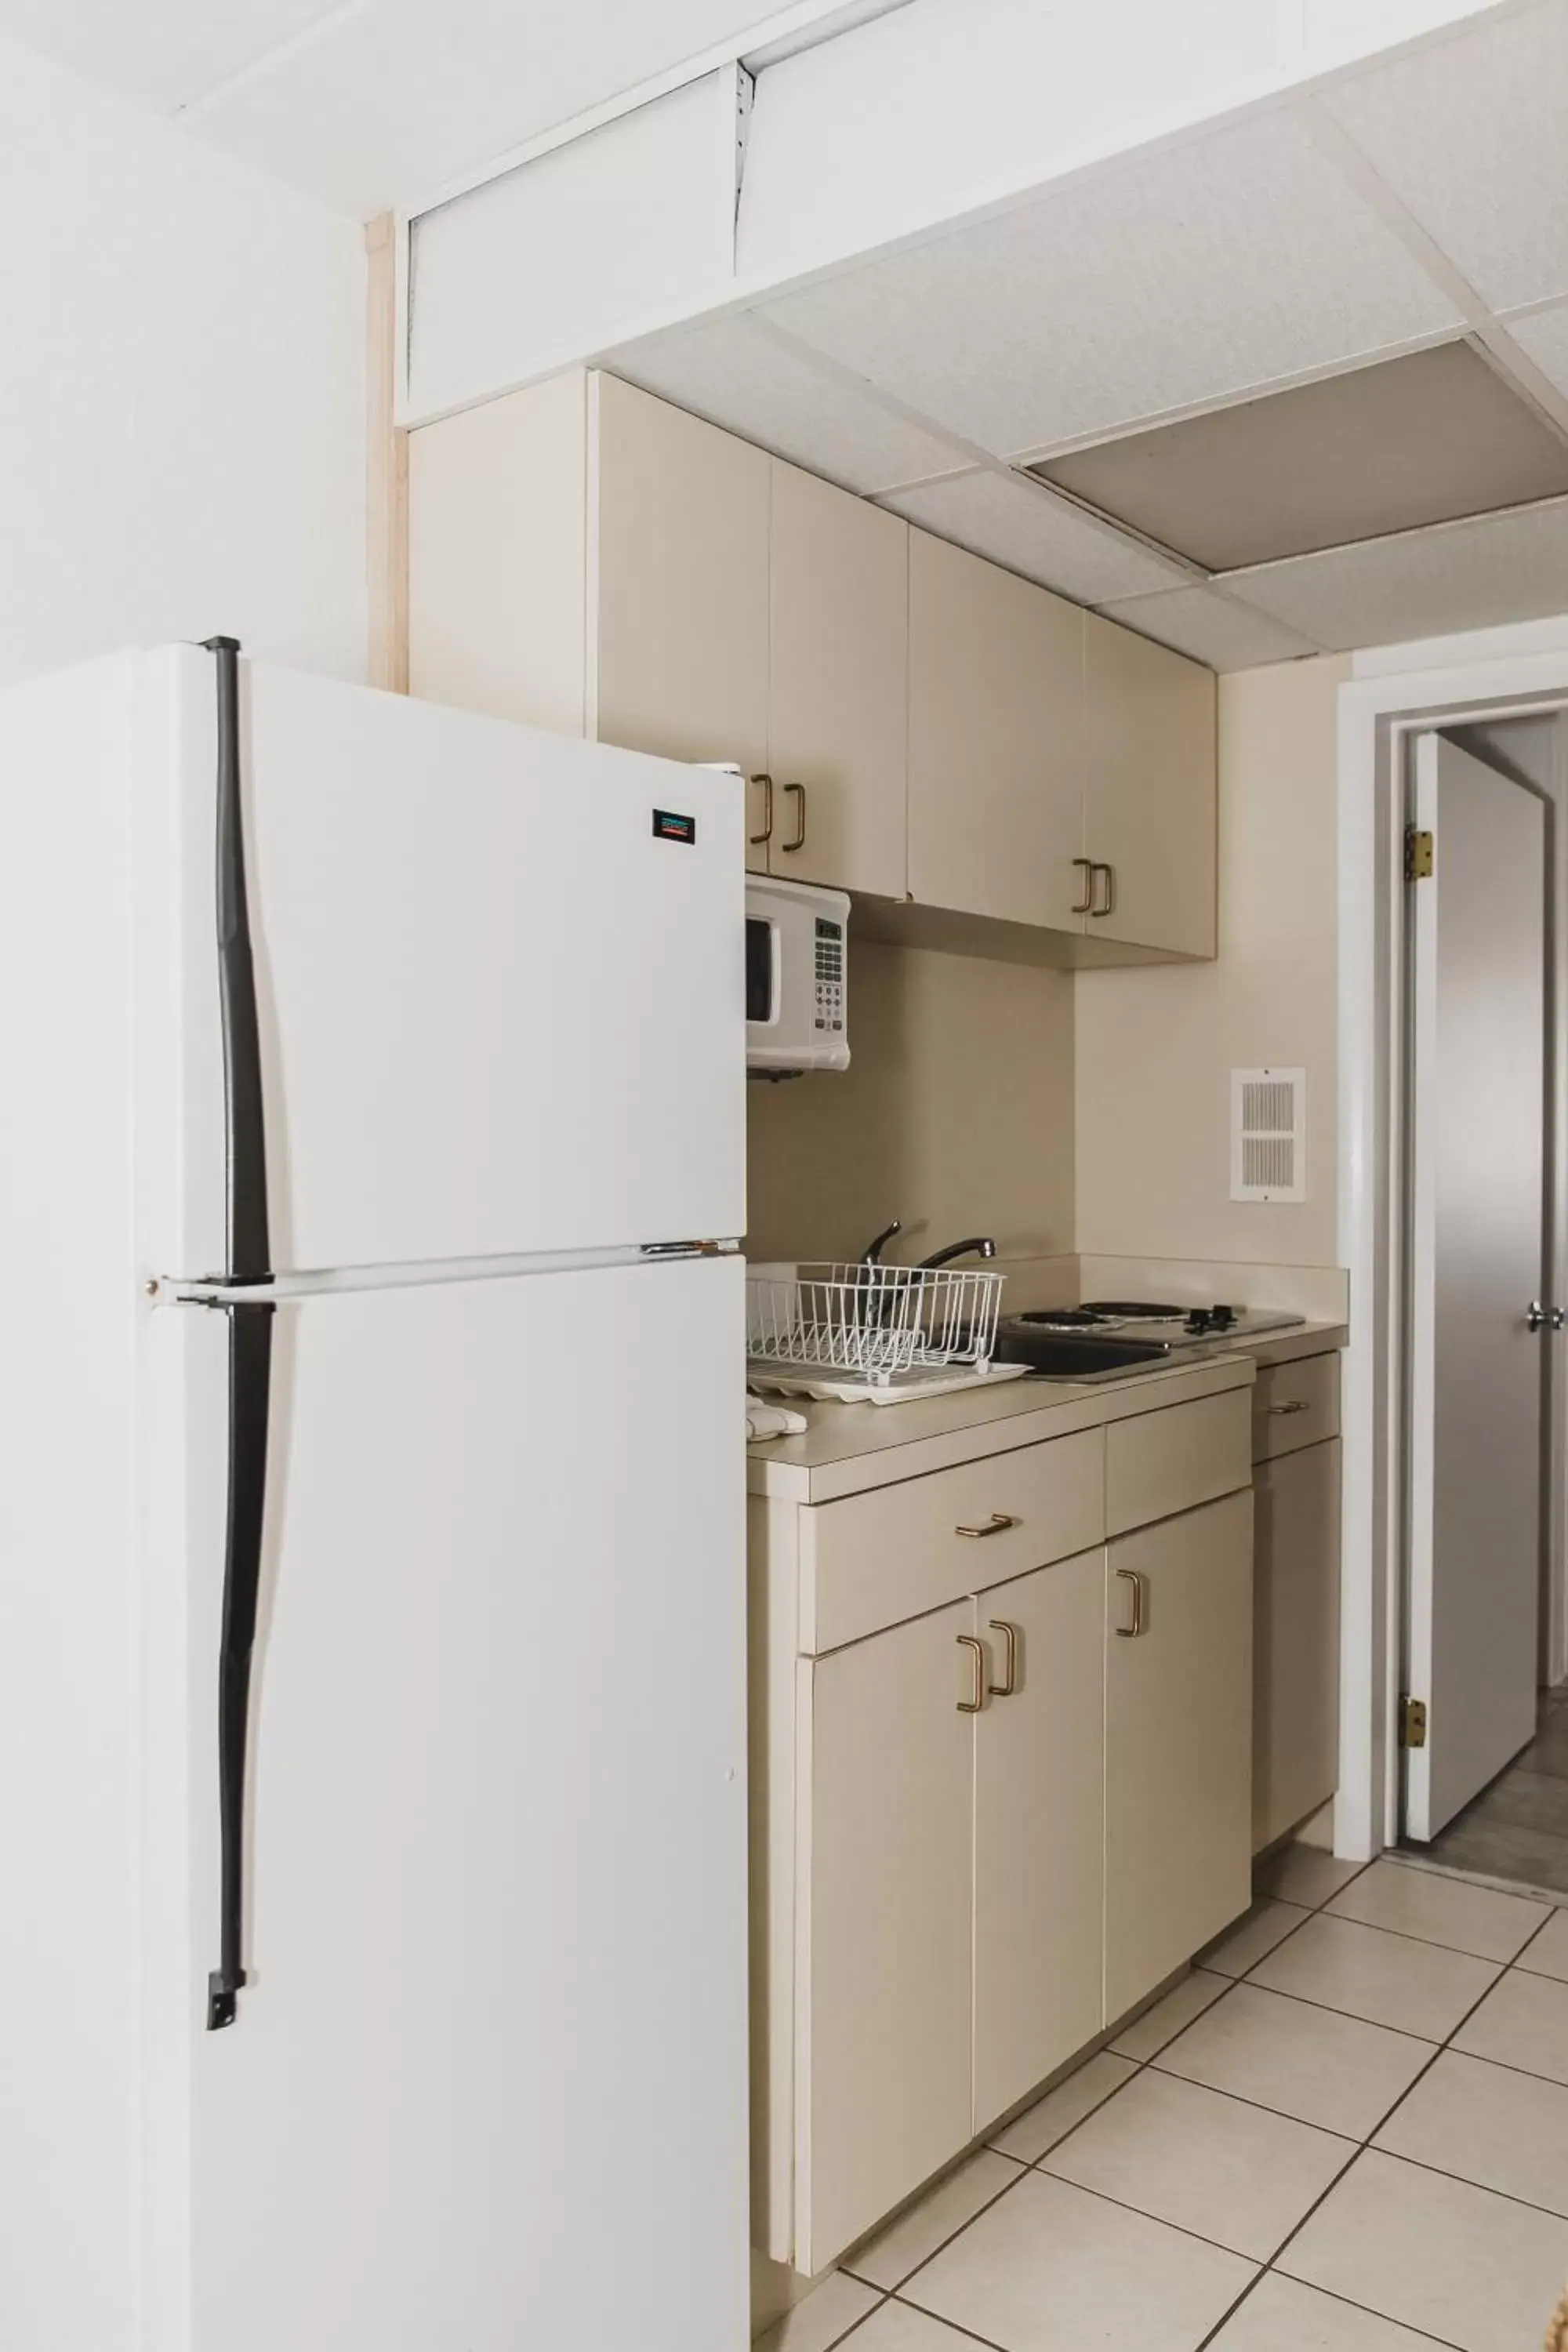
1083,616,1217,958
591,375,772,872
908,532,1085,930
768,463,909,899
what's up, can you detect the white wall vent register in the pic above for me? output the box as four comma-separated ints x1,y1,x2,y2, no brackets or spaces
1231,1067,1307,1202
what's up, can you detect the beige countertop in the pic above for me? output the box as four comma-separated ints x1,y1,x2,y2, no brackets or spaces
747,1320,1347,1504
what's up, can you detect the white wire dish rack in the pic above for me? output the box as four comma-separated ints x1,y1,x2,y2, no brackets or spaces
746,1261,1018,1403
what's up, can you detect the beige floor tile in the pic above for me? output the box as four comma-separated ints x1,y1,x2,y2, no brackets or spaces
1254,1847,1370,1910
1207,2271,1450,2350
1453,1965,1568,2086
1155,1982,1436,2139
756,2270,882,2352
1041,2067,1355,2261
989,2049,1138,2162
1110,1969,1229,2060
1373,2048,1568,2216
902,2169,1257,2352
1203,1898,1312,1977
838,2302,984,2350
1247,1913,1501,2039
1519,1904,1568,1982
1279,2149,1568,2352
844,2151,1023,2290
1324,1857,1550,1962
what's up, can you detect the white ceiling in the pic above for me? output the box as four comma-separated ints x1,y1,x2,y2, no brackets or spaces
0,0,816,214
608,0,1568,668
11,0,1568,664
760,111,1462,456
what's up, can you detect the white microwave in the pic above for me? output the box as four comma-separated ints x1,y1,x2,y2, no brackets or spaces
746,874,851,1076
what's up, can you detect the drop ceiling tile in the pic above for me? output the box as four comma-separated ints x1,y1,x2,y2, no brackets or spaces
759,111,1461,456
1506,300,1568,399
1098,589,1323,670
1222,496,1568,652
1320,0,1568,312
602,314,969,495
0,0,345,110
880,469,1189,603
1033,341,1568,572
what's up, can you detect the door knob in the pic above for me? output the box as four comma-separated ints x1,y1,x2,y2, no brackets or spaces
1526,1301,1566,1333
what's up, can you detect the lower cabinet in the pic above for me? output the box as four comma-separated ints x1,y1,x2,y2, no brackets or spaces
1104,1491,1254,2022
768,1395,1260,2275
794,1601,975,2274
971,1550,1105,2130
1254,1438,1342,1852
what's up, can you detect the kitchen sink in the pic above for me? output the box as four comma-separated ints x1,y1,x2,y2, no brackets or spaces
989,1331,1174,1381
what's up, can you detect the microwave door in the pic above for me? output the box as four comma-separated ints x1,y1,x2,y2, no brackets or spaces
746,913,779,1029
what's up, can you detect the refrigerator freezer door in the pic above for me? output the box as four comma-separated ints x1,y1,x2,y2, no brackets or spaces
156,646,744,1279
147,1255,747,2352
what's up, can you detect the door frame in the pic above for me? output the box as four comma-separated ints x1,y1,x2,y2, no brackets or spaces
1338,632,1568,1860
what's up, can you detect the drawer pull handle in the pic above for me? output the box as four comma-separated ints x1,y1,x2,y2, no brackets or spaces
956,1634,985,1714
1116,1566,1145,1639
988,1619,1019,1698
1268,1399,1310,1416
956,1512,1020,1539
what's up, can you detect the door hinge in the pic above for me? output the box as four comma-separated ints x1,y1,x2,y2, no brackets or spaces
1399,1695,1428,1750
1405,827,1434,882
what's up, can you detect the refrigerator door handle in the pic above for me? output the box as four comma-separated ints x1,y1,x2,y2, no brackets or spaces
201,636,275,2031
209,1301,274,2030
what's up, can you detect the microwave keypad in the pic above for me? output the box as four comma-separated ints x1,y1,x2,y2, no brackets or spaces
814,921,845,1033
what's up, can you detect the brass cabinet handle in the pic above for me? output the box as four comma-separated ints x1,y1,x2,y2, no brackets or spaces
749,772,774,847
987,1619,1019,1698
1071,856,1094,915
1269,1399,1310,1416
782,780,808,851
1116,1566,1145,1638
956,1634,985,1713
1090,861,1116,917
956,1512,1020,1538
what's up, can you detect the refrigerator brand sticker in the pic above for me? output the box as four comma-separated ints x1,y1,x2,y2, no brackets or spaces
652,808,697,844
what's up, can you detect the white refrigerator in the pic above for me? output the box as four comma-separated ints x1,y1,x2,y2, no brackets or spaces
0,643,749,2351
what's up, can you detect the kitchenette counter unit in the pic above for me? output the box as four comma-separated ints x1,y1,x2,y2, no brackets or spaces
746,1320,1346,1503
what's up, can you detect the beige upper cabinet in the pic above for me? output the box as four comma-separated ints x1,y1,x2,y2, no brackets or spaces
410,371,1216,945
768,462,909,899
793,1602,975,2274
592,375,773,870
908,531,1086,930
1104,1490,1254,2023
1083,615,1218,959
971,1549,1105,2132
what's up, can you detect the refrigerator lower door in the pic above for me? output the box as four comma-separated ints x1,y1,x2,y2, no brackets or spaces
148,1256,747,2352
151,644,744,1281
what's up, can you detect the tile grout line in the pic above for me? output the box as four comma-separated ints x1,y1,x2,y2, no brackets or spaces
1218,1924,1563,2350
825,1856,1551,2349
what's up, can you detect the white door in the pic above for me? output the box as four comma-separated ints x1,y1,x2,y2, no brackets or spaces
151,645,744,1279
147,1256,748,2352
1406,734,1547,1839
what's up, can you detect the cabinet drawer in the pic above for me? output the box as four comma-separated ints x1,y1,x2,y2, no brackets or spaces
800,1430,1105,1654
1105,1388,1250,1538
1253,1354,1340,1463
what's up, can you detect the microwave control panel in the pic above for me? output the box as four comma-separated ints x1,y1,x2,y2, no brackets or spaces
814,917,845,1034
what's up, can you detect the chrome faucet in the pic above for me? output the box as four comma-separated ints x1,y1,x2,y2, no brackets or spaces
916,1236,998,1272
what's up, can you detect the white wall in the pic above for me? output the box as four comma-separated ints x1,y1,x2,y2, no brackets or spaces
1075,655,1350,1272
0,37,365,687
